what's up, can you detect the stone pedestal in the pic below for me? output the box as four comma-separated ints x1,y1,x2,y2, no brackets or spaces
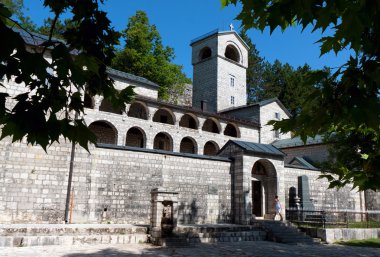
150,188,178,245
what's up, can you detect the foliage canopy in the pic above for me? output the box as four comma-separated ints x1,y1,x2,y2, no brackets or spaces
223,0,380,190
0,0,134,151
111,10,191,101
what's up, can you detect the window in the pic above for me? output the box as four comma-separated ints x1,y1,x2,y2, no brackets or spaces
275,112,281,120
274,129,281,139
230,96,235,105
230,77,235,87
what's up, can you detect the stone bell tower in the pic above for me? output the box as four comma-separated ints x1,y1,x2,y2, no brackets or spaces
190,29,249,113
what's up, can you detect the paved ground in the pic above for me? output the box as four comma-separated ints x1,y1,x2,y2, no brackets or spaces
1,241,380,257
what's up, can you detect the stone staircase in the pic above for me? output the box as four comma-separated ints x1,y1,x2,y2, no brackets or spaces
256,220,320,245
0,224,148,247
160,224,267,247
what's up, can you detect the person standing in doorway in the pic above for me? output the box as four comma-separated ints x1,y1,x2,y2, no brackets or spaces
274,195,283,221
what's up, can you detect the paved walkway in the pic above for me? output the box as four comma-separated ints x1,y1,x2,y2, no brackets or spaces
1,241,380,257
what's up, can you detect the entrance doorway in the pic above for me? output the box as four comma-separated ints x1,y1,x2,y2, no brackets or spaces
251,160,278,218
252,180,262,216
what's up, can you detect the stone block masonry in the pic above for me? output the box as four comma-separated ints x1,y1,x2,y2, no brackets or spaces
0,137,232,224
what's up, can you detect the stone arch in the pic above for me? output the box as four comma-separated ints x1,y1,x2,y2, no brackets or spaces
203,141,219,156
99,98,123,114
88,120,118,144
251,159,278,217
199,46,212,60
153,132,173,151
179,137,197,154
225,44,240,63
125,127,146,148
127,101,148,120
84,93,94,109
202,118,221,134
153,108,175,125
179,113,199,129
224,123,240,138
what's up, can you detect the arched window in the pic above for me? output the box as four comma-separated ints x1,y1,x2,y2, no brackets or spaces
224,123,239,138
126,127,146,148
84,93,94,109
128,102,148,120
153,109,175,125
203,141,219,156
99,98,123,115
88,121,118,144
180,137,197,154
225,44,240,63
202,118,220,134
153,132,173,151
199,47,211,60
179,114,198,129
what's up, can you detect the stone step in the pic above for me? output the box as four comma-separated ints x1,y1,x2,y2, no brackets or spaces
255,220,318,245
0,224,148,236
180,230,266,238
162,233,267,246
174,224,262,234
158,225,267,247
0,224,149,247
0,234,147,247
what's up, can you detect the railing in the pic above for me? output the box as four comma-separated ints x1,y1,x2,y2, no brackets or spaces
286,209,380,229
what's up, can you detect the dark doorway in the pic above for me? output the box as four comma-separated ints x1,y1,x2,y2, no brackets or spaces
252,180,262,216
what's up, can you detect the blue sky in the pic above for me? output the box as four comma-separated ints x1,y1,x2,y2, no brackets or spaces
24,0,351,79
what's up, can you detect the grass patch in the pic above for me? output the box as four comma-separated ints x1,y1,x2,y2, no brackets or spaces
336,238,380,248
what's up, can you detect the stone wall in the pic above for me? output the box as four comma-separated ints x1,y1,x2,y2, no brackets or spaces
259,102,292,144
316,228,380,243
0,138,232,224
283,167,364,211
281,144,329,165
365,190,380,210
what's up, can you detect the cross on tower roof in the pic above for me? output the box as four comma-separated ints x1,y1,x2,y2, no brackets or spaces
229,23,234,31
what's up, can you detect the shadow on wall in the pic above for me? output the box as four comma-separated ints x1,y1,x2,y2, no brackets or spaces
177,199,232,224
217,203,232,223
177,199,199,224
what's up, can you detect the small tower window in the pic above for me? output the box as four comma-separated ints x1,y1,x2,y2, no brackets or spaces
274,129,281,139
230,77,235,87
230,96,235,105
225,45,240,63
275,112,281,120
199,47,212,60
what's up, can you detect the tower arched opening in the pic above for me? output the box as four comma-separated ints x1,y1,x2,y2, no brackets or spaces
199,47,212,60
225,44,240,63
